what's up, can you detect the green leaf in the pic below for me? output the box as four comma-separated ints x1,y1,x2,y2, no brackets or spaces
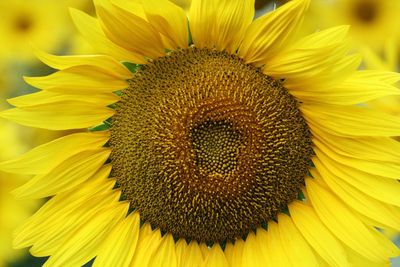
123,62,140,73
90,120,112,132
187,19,193,46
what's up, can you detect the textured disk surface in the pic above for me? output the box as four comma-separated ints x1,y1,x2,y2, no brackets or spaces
110,47,313,243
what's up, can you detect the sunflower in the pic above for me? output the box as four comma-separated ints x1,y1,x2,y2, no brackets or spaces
0,0,67,62
303,0,400,52
0,0,95,63
1,0,400,266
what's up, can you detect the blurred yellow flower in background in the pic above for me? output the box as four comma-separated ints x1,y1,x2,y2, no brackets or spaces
0,119,39,267
0,0,69,63
0,0,94,63
304,0,400,52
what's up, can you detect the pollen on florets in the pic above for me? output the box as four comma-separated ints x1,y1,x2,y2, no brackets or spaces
110,47,313,243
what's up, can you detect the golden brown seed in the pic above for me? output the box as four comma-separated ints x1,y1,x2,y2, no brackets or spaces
110,47,313,243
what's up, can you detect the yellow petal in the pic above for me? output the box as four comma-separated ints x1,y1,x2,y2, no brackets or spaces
239,0,310,66
347,249,391,267
302,104,400,137
199,243,210,260
266,221,291,267
13,148,110,199
95,0,165,59
277,213,319,267
143,0,188,49
353,70,400,84
175,239,188,267
313,144,400,180
288,201,349,267
255,228,272,266
312,126,400,163
369,227,400,259
188,0,214,48
18,165,113,230
189,0,254,53
283,54,361,90
0,132,109,174
312,147,400,207
43,203,128,266
24,66,128,93
214,0,254,53
34,48,132,79
149,234,178,267
289,71,400,105
129,227,162,266
225,240,244,267
26,190,120,256
136,223,153,246
8,91,119,108
70,8,146,64
0,103,114,130
242,231,265,267
224,242,235,267
311,165,400,231
14,167,114,250
263,26,358,89
200,244,228,267
316,256,332,267
94,212,141,267
306,178,399,263
111,0,146,19
181,241,204,267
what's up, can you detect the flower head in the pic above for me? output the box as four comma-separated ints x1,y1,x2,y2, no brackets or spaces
303,0,400,52
0,0,93,62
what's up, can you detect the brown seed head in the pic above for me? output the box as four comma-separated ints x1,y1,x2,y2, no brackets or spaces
110,47,313,243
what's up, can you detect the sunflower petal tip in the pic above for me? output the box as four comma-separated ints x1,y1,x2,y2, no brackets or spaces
22,76,36,86
69,7,88,25
68,6,78,13
32,49,57,69
12,236,26,250
68,7,80,17
6,97,20,107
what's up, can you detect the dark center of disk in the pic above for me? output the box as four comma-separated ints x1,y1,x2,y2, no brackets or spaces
191,120,241,176
14,15,33,32
354,0,378,23
110,47,313,243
